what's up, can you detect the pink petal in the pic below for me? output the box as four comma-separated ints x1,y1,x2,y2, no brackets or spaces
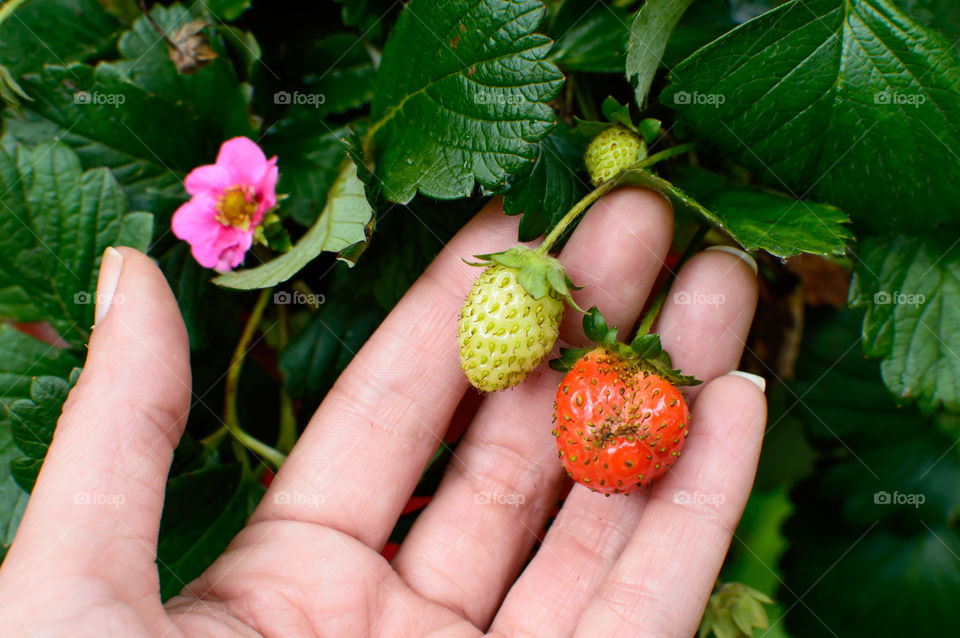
216,137,269,188
255,159,279,216
184,164,233,197
171,194,220,244
214,230,254,271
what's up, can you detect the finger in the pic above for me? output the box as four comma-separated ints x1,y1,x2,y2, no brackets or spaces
253,201,526,546
573,374,766,638
492,247,758,637
655,246,760,402
0,248,191,590
392,188,673,626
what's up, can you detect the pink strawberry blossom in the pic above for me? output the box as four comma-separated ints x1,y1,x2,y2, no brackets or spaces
172,137,278,271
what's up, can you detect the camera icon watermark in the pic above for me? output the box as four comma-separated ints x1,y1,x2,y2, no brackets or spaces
74,491,125,508
474,92,522,105
474,490,525,508
672,490,725,507
273,490,324,508
873,290,925,307
74,90,125,107
874,91,926,107
74,290,125,306
273,290,325,307
673,90,725,107
274,91,326,108
673,290,725,308
874,490,925,508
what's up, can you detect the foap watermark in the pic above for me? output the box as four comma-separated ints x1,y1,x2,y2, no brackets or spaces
74,491,125,508
273,290,325,306
474,92,523,105
474,490,525,508
873,290,925,307
273,489,325,508
74,290,125,306
673,90,725,107
874,91,926,107
672,490,726,507
274,91,326,107
874,490,925,508
74,90,125,107
673,290,725,308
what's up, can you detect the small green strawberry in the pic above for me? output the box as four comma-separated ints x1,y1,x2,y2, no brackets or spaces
699,582,774,638
459,246,581,392
584,125,646,186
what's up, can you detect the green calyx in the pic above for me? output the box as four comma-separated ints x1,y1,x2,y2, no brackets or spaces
549,306,701,387
573,95,662,144
466,245,584,312
699,582,774,638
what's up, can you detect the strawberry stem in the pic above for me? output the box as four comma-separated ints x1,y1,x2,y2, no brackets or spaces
201,288,288,470
634,143,697,169
535,143,697,256
634,222,710,338
535,179,617,255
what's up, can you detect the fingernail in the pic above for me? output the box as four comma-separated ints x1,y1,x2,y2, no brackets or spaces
727,371,766,393
94,247,124,325
705,246,758,275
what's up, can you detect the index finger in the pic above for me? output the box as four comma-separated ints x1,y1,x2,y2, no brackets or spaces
252,202,524,547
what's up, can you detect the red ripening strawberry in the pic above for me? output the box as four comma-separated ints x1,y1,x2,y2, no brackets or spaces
554,349,689,494
550,308,697,495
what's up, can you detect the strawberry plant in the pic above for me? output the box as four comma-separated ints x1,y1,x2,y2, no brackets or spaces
0,0,958,635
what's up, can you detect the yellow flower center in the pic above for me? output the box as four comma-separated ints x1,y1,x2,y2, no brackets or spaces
216,185,257,230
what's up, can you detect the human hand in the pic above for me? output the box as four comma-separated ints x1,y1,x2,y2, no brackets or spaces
0,188,765,637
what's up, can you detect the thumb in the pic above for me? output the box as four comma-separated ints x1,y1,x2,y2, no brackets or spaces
2,247,191,584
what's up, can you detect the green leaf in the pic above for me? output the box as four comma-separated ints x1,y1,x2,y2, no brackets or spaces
890,0,960,44
549,0,630,73
849,235,960,413
7,375,73,492
0,64,30,106
367,0,564,202
0,0,121,77
338,196,480,310
3,107,186,216
662,0,960,232
16,61,212,171
0,419,29,562
503,123,588,242
214,158,373,289
280,298,384,398
782,309,960,635
0,326,82,408
156,464,262,601
263,120,351,227
708,188,851,258
614,168,850,258
204,0,251,21
0,142,153,342
626,0,694,109
101,4,253,138
296,33,376,119
335,0,402,41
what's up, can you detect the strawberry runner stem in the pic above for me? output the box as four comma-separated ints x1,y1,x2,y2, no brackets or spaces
534,143,697,256
0,0,28,26
201,288,287,469
634,222,710,339
275,303,297,454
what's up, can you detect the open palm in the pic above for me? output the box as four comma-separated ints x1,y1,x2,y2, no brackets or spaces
0,188,765,637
